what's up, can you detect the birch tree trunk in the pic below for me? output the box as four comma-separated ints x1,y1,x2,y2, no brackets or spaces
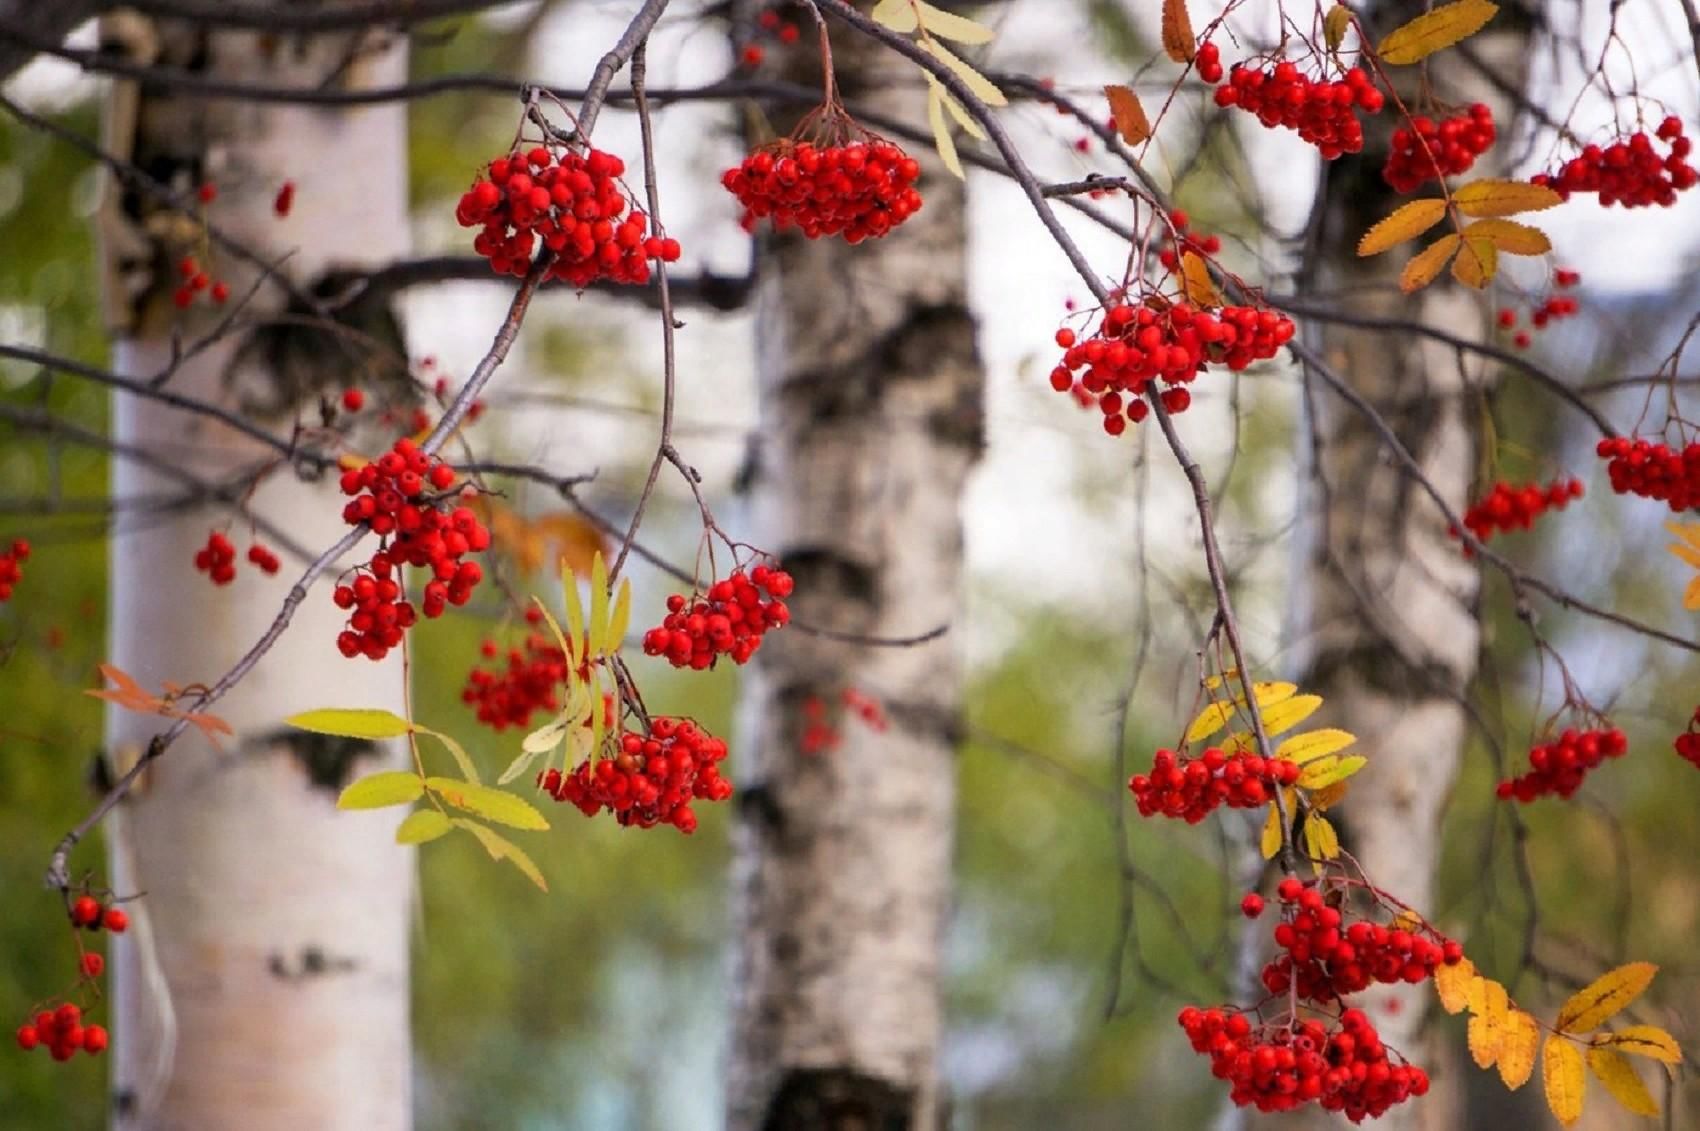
98,11,415,1128
724,21,985,1131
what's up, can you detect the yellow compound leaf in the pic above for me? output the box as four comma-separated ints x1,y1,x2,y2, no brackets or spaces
1299,754,1367,789
1401,234,1461,292
1435,956,1476,1014
1498,1010,1541,1089
871,0,918,32
1261,801,1284,859
1452,236,1498,288
1259,694,1324,737
1357,198,1449,256
415,724,482,784
1277,727,1357,764
426,777,550,831
1377,0,1499,65
1463,218,1552,255
1608,1025,1683,1064
1557,962,1658,1034
1324,4,1352,50
1104,84,1152,145
914,0,995,44
1543,1036,1586,1126
1453,178,1564,217
1181,251,1223,307
1162,0,1196,62
1588,1045,1659,1116
453,819,548,892
1303,812,1340,862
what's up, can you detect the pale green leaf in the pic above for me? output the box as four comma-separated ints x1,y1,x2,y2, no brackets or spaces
589,552,610,658
916,0,994,43
497,746,545,787
454,819,548,892
338,770,425,810
288,707,411,740
607,578,632,653
522,715,571,755
416,724,481,784
395,808,452,844
918,38,1007,107
926,80,964,180
426,777,550,830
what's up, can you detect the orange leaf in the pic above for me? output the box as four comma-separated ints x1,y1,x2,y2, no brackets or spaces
1400,234,1461,293
1180,251,1222,307
1452,235,1498,288
1377,0,1499,65
1162,0,1195,62
1104,84,1151,145
85,663,233,749
1358,198,1449,256
1323,4,1352,50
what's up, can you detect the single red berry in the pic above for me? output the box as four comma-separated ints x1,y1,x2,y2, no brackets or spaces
274,181,296,217
342,388,366,413
16,1024,39,1051
1240,892,1265,918
82,1025,108,1055
71,895,101,928
80,953,104,978
197,183,218,204
102,908,128,934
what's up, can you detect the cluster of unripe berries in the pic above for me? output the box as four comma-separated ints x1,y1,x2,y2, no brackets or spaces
1212,63,1384,159
722,138,923,243
1497,268,1581,348
333,438,488,660
0,537,28,602
1381,103,1496,192
1154,208,1223,271
16,1003,107,1062
1497,725,1628,802
171,254,231,309
462,631,573,731
1597,435,1700,513
642,565,794,669
1129,746,1302,822
1177,1006,1428,1121
1676,707,1700,770
1450,477,1584,549
1533,118,1696,208
456,146,681,285
738,5,801,67
538,716,730,834
1050,300,1296,435
1252,878,1463,1004
192,530,281,585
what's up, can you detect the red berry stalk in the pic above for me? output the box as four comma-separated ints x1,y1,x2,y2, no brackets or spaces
462,634,576,732
16,1004,107,1061
1673,707,1700,769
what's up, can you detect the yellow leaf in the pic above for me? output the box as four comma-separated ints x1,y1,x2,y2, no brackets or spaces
1377,0,1499,65
1667,521,1700,551
1188,683,1297,743
1187,701,1236,743
915,0,995,44
1277,728,1357,764
608,577,632,653
1469,978,1509,1067
937,83,987,139
415,724,481,784
1499,1010,1541,1089
918,38,1007,107
1557,962,1658,1034
589,551,610,658
337,770,425,810
926,79,965,180
871,0,917,32
1543,1036,1586,1126
1669,540,1700,570
1452,235,1497,288
1259,694,1324,737
1303,812,1340,861
1453,178,1564,217
1261,802,1283,859
1436,956,1476,1014
1105,84,1151,145
1162,0,1196,62
395,808,452,845
287,707,412,740
1608,1025,1682,1064
1180,251,1222,306
1323,4,1352,50
453,819,548,892
1298,754,1367,789
1686,575,1700,611
426,777,550,831
1357,198,1449,256
497,747,544,787
1588,1045,1659,1116
1463,218,1552,255
1309,780,1350,810
1401,234,1461,292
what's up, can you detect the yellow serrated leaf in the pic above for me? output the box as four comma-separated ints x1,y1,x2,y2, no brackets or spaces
915,0,994,44
608,578,632,652
1557,962,1658,1034
1543,1036,1586,1126
521,714,571,755
1358,198,1449,256
1105,84,1151,145
1435,956,1476,1014
1587,1045,1659,1115
1452,235,1497,288
1298,754,1367,789
1188,700,1235,743
1453,178,1564,217
395,808,452,845
1259,694,1324,737
337,770,425,810
1499,1010,1541,1089
1377,0,1499,65
1180,251,1222,306
871,0,918,32
926,80,965,180
938,83,986,139
497,746,544,787
453,818,548,892
1401,233,1461,292
415,724,482,784
1470,978,1509,1067
1463,217,1552,255
563,564,587,660
426,777,550,831
1324,4,1352,50
1261,801,1283,859
918,38,1007,107
1278,728,1357,765
1303,812,1340,861
1309,779,1350,810
287,707,412,740
1188,683,1297,744
589,552,610,658
1162,0,1196,62
1608,1025,1682,1064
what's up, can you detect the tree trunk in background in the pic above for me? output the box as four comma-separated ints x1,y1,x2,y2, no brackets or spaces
99,11,414,1129
1283,9,1531,1130
724,17,985,1131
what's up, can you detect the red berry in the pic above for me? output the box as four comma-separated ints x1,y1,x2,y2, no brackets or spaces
102,908,128,933
80,953,104,978
341,388,366,413
1240,892,1265,918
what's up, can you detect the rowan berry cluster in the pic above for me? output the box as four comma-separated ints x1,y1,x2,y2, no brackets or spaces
1259,878,1463,1004
1381,103,1496,192
16,1004,106,1062
192,531,239,585
1050,300,1296,435
1499,270,1582,348
456,146,681,285
1451,477,1584,548
70,895,127,934
462,634,572,731
1129,746,1302,822
538,716,730,834
1676,707,1700,769
1212,63,1384,159
723,137,923,242
739,5,801,66
0,538,28,602
1193,41,1224,85
1155,208,1223,271
642,565,794,669
1177,1006,1428,1121
1533,118,1696,208
172,254,230,309
333,438,488,660
1496,725,1629,802
1597,435,1700,513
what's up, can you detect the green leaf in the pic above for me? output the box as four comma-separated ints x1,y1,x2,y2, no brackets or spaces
563,561,587,659
532,595,573,661
338,771,425,810
915,0,995,44
454,819,549,892
288,707,411,740
918,37,1008,107
607,577,632,654
395,808,452,844
871,0,918,32
426,777,550,830
416,724,481,784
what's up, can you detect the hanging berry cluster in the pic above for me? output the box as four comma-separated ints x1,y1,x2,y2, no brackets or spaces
456,146,681,285
1533,118,1696,208
1498,268,1581,348
539,716,730,834
0,538,28,602
641,564,794,669
1597,436,1700,513
462,633,573,731
739,5,802,66
1676,707,1700,770
723,134,923,243
1050,300,1296,436
1256,878,1463,1004
1450,477,1584,549
172,254,230,309
1129,746,1302,822
191,530,281,585
1381,104,1496,192
70,895,127,935
1212,63,1384,159
1155,209,1223,271
16,1004,106,1061
333,438,489,661
1496,725,1628,802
